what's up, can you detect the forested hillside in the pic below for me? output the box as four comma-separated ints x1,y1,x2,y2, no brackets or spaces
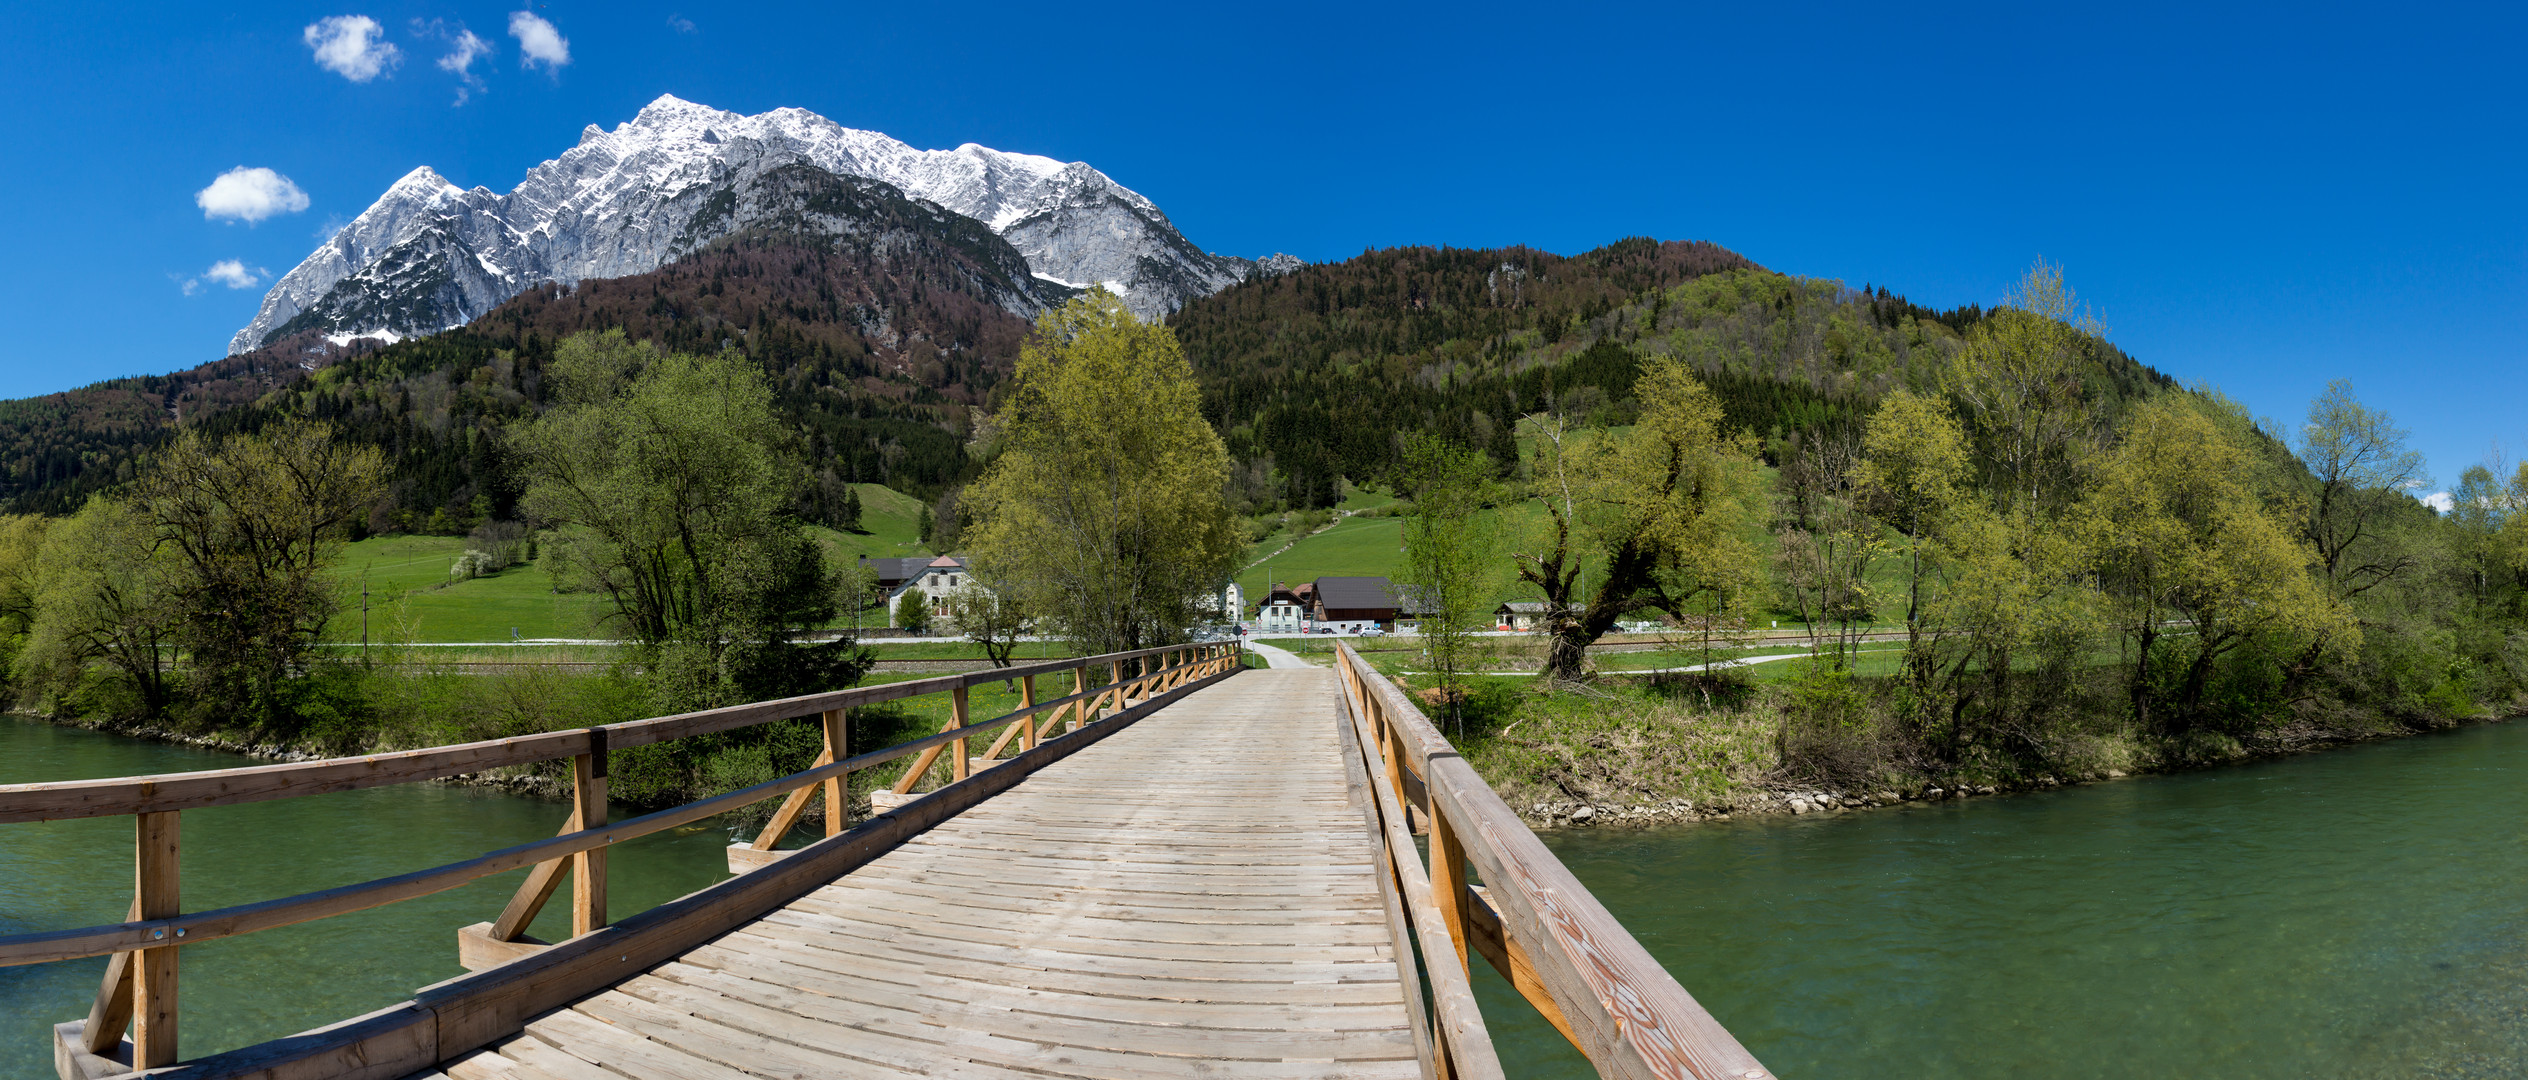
1172,238,2172,508
0,234,2173,534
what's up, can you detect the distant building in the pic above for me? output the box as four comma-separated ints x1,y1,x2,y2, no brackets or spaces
1308,576,1400,631
1495,600,1548,632
1389,584,1440,633
859,556,932,592
886,555,985,630
1256,582,1306,633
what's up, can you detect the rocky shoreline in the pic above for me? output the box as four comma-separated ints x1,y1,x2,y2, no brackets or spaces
1519,771,2132,829
1516,711,2528,829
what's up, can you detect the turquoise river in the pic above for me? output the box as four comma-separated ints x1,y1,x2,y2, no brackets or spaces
5,713,2525,1078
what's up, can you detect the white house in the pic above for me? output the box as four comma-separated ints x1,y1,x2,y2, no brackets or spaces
1255,582,1306,633
1217,581,1245,624
889,555,986,631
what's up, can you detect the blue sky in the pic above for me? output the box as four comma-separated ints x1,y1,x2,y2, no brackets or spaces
0,2,2519,490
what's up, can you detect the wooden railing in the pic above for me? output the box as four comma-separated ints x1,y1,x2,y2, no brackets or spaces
0,642,1240,1080
1333,641,1775,1080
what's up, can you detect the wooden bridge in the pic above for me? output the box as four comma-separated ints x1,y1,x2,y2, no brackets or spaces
1,642,1773,1080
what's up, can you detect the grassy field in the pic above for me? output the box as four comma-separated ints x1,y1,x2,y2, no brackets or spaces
321,482,945,644
1238,513,1407,597
819,483,933,565
327,535,613,643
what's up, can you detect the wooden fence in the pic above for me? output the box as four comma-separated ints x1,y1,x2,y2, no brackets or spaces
1333,640,1776,1080
0,643,1240,1080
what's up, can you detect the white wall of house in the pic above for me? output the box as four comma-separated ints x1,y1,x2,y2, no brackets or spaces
889,563,986,631
1256,598,1305,633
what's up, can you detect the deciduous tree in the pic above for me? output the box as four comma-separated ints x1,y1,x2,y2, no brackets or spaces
963,289,1242,653
2081,395,2354,731
1397,435,1500,729
19,500,178,717
131,420,385,724
513,330,861,707
2297,380,2428,599
1514,358,1764,682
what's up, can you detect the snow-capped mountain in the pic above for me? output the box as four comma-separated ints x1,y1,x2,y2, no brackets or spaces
230,95,1288,354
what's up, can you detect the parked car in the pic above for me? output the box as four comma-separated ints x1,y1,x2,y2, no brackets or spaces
1359,626,1385,637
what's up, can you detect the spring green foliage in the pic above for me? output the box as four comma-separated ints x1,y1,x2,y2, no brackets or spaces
895,585,931,635
2080,395,2354,731
964,289,1242,653
2297,379,2429,599
17,500,177,717
1851,390,1972,678
135,421,388,724
946,573,1026,668
1515,358,1768,681
512,331,869,708
1397,435,1501,727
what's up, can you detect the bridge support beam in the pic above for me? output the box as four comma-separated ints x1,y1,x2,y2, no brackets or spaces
133,810,180,1069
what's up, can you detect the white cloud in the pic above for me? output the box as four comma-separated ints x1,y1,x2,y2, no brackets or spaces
204,260,264,289
2423,491,2455,513
414,20,495,104
666,13,697,33
181,260,267,295
196,166,311,224
508,12,570,71
305,15,402,82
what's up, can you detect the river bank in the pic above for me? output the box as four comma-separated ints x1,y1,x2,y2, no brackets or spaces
1399,660,2516,829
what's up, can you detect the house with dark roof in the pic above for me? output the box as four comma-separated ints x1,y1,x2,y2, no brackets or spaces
858,556,934,592
1309,576,1400,631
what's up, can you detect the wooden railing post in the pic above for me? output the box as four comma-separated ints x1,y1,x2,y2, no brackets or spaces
1430,800,1471,974
1019,675,1038,752
821,708,848,837
1072,666,1090,731
950,685,971,782
133,810,180,1068
571,730,608,937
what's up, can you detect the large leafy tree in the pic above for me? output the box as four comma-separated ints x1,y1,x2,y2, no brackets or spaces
1851,389,1973,686
1515,357,1765,683
18,499,179,717
131,420,385,724
2081,394,2355,731
963,289,1242,654
514,330,861,706
2296,380,2428,599
1946,260,2104,515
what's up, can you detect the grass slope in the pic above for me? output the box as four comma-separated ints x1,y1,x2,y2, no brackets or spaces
327,535,611,643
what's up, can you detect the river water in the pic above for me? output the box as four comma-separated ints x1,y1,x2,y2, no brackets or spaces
0,716,738,1077
4,715,2523,1078
1477,719,2528,1079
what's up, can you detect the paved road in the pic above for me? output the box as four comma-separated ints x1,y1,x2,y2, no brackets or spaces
1243,640,1316,669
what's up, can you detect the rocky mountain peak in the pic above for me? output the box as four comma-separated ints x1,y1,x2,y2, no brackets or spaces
229,99,1293,355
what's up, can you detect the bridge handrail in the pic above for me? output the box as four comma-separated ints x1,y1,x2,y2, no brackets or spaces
0,644,1191,824
1333,641,1774,1080
6,641,1238,1076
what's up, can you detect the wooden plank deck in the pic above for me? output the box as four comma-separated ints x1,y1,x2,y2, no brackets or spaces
437,667,1423,1080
